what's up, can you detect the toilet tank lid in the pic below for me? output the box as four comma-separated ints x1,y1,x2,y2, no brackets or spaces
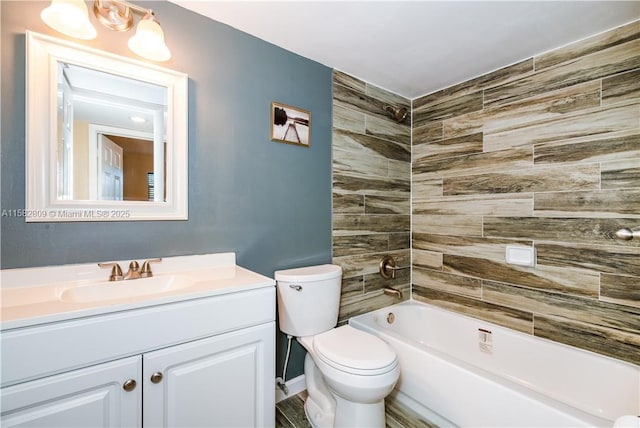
275,264,342,282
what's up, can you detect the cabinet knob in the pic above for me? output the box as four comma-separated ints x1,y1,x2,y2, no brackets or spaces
123,379,137,392
150,372,163,384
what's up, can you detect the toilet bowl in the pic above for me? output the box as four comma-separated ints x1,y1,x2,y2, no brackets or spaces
275,265,400,427
300,325,400,427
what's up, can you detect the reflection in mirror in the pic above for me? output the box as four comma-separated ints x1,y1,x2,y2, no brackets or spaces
57,62,166,202
26,31,188,221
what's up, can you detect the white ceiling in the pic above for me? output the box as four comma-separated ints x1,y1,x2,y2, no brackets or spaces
169,1,640,99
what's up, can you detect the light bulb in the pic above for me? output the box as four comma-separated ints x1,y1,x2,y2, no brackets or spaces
41,0,97,40
128,15,171,62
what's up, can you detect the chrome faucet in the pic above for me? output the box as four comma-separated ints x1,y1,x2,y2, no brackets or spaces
98,258,162,281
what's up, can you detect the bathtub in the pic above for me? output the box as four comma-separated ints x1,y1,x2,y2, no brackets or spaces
349,300,639,427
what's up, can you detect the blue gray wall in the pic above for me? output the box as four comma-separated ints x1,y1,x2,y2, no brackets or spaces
1,1,332,275
1,1,332,380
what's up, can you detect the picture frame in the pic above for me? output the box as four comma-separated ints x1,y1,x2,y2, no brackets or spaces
271,102,311,147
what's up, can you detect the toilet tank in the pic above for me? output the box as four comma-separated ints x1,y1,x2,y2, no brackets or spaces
275,264,342,337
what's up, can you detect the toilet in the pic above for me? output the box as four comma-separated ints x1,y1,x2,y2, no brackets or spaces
275,264,399,428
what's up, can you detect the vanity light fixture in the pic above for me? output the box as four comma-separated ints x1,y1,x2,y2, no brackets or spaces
41,0,172,61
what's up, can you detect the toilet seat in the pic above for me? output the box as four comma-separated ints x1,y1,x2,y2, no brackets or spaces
313,325,397,376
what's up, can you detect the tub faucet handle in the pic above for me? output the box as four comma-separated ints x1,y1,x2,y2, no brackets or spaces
141,258,162,278
98,262,124,281
379,255,399,280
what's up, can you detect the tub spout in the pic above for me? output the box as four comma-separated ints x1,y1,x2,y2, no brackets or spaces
384,287,403,300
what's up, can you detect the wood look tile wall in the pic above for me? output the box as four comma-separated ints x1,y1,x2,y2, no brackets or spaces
412,20,640,365
332,71,411,323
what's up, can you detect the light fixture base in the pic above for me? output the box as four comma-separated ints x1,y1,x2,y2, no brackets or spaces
93,0,134,32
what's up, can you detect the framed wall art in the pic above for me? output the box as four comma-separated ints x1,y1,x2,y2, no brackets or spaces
271,102,311,147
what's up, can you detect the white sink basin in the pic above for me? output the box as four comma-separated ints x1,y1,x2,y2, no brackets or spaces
1,253,276,330
60,275,194,303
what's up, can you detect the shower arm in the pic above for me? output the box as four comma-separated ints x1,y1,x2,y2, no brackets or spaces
383,104,408,123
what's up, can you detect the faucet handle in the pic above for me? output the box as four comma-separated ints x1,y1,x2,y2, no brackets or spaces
141,258,162,278
379,255,399,280
98,262,124,281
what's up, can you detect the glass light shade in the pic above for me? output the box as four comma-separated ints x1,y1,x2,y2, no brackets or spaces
41,0,97,40
128,17,171,62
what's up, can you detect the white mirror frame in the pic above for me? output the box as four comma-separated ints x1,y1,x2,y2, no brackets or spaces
25,31,188,222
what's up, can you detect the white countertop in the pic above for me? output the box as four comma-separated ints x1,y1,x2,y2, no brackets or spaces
1,253,275,330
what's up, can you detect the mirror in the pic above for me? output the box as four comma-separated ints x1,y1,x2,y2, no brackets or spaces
26,31,188,221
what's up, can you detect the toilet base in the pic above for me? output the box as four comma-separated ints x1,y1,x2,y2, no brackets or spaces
333,394,386,427
303,353,335,427
304,395,334,428
304,393,386,428
302,352,387,428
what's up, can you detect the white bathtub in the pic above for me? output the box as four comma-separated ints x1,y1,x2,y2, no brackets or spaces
349,300,639,427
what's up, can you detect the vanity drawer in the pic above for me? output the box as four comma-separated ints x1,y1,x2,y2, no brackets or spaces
1,286,274,387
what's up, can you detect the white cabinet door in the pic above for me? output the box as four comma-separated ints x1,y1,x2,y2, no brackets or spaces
1,356,141,428
143,322,275,428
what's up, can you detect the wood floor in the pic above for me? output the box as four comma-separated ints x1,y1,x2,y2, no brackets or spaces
276,391,439,428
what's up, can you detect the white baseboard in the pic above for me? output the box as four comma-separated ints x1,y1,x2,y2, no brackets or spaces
275,374,306,403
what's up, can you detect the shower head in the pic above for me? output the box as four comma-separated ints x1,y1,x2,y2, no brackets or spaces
384,105,408,123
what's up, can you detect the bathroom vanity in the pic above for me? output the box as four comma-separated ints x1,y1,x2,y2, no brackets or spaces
0,253,275,427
